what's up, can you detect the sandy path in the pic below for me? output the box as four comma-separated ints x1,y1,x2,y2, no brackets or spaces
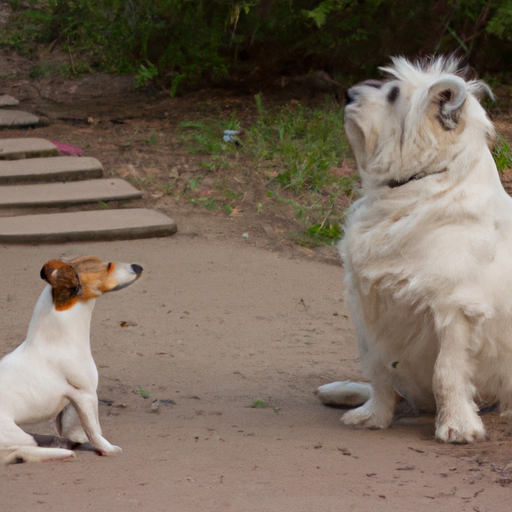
0,228,510,511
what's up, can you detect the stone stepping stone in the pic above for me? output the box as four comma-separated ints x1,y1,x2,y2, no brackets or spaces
0,110,40,128
0,95,20,108
0,138,58,160
0,208,177,243
0,156,103,184
0,178,142,208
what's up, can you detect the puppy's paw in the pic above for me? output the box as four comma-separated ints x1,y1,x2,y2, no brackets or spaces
317,381,372,407
341,399,393,429
100,445,122,457
435,413,486,444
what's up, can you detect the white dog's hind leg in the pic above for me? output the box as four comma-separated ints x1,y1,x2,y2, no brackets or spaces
317,381,372,407
0,418,75,464
1,446,76,464
341,366,398,429
433,312,486,443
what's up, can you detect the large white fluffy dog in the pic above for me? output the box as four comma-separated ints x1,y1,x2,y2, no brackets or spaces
317,56,512,443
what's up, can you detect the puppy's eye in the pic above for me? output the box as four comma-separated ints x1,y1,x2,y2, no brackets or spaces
107,262,113,272
387,86,400,103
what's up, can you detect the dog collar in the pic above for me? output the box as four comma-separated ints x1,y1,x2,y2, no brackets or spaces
387,167,448,188
387,173,427,188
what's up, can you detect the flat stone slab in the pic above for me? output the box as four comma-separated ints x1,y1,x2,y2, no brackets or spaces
0,95,20,108
0,156,103,184
0,138,58,160
0,110,40,128
0,208,177,243
0,178,142,208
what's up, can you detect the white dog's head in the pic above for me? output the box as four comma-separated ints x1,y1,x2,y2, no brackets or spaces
344,56,495,192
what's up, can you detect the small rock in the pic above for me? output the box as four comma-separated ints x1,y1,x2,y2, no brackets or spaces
150,398,177,413
120,320,138,328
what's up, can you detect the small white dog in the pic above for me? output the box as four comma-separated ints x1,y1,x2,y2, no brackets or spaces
317,56,512,443
0,256,142,463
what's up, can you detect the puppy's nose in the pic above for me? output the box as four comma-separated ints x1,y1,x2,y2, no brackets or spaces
131,264,143,275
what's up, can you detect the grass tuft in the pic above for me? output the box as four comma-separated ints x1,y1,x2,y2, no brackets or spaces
493,134,512,172
179,96,359,245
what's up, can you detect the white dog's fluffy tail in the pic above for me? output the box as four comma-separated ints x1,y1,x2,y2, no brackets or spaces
317,381,373,407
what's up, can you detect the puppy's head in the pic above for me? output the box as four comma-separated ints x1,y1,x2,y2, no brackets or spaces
41,256,143,310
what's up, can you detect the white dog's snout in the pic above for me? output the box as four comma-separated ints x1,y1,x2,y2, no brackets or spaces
346,79,382,105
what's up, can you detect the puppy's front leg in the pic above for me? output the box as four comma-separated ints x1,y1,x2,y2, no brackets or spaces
69,391,122,456
433,311,485,443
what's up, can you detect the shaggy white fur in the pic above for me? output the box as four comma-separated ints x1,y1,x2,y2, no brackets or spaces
317,56,512,443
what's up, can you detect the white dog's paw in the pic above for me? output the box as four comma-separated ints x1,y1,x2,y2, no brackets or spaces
317,381,372,407
100,444,122,456
435,412,486,444
341,399,393,429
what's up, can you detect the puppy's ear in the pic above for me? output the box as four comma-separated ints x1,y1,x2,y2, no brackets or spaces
40,260,81,310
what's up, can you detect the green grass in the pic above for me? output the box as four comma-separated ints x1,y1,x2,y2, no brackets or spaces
137,385,151,399
493,133,512,172
179,96,358,245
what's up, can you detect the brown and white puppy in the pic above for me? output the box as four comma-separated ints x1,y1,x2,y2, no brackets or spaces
0,256,142,463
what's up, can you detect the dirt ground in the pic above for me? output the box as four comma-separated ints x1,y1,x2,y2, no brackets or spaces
1,49,512,511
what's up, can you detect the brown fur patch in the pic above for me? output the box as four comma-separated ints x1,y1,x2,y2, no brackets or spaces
40,260,81,310
69,256,117,300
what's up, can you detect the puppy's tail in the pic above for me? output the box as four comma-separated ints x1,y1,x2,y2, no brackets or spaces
1,446,76,464
316,381,372,407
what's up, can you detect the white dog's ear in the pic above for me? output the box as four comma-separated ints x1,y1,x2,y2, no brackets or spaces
467,79,494,102
428,75,467,130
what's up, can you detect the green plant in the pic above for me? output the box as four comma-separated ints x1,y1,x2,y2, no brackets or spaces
161,181,177,195
191,197,217,210
144,134,158,145
180,96,357,245
137,385,150,398
189,177,201,191
170,73,186,98
29,62,52,78
180,121,232,156
251,399,279,413
135,62,158,88
493,134,512,172
59,59,91,77
251,400,269,409
222,203,233,215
